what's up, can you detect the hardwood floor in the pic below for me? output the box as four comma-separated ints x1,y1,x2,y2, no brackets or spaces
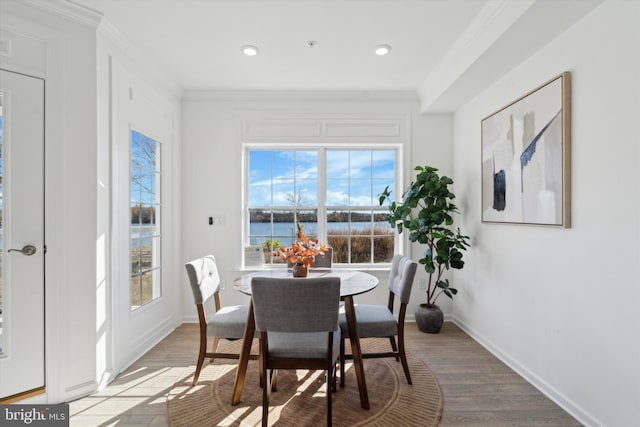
405,323,582,426
69,322,581,426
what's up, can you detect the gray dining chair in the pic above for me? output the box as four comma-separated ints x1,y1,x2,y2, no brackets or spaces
185,254,257,386
339,254,417,386
251,276,341,427
312,247,333,268
287,247,333,268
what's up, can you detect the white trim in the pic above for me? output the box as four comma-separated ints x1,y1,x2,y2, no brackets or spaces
25,0,103,28
115,316,178,374
111,58,180,376
239,110,411,269
240,114,408,144
129,128,163,309
243,144,403,267
63,380,99,402
97,19,182,100
0,3,96,403
453,317,601,427
183,90,419,102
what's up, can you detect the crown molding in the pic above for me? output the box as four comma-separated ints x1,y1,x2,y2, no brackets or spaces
182,90,419,102
97,17,183,100
24,0,103,28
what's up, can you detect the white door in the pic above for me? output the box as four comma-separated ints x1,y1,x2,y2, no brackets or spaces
0,69,46,400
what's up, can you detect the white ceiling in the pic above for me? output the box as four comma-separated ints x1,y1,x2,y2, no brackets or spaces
71,0,602,111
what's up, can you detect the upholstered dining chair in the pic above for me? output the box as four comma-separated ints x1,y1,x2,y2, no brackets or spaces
185,254,257,386
251,277,341,427
312,247,333,268
287,247,333,268
339,254,417,386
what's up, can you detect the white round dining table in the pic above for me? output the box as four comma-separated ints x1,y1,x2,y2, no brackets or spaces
231,268,378,410
232,268,378,299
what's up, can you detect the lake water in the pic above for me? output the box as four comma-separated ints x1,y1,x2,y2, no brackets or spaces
131,225,157,247
249,221,389,246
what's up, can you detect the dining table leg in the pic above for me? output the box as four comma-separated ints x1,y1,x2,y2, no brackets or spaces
343,295,370,410
232,301,255,405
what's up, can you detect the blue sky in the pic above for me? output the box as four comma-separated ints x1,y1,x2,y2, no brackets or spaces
249,149,395,207
130,129,158,206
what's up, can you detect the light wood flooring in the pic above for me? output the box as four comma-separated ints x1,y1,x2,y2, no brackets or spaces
69,322,582,426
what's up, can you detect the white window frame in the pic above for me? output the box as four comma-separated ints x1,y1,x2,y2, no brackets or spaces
243,143,403,268
129,128,163,310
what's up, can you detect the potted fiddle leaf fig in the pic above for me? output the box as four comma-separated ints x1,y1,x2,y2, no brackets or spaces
379,165,470,333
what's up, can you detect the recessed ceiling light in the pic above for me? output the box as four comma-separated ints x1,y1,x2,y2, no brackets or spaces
242,45,259,56
375,44,391,56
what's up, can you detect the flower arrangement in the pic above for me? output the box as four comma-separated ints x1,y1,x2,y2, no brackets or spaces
274,223,328,268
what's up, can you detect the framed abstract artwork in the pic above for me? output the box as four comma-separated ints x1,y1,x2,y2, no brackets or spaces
481,72,571,227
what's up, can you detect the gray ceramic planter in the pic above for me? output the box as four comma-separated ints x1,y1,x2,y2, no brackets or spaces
415,304,443,333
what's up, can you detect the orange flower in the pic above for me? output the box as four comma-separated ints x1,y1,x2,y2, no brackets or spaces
274,223,328,268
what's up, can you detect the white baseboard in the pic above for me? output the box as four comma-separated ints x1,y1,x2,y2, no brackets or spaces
181,315,198,323
453,317,601,427
64,380,100,402
117,316,181,373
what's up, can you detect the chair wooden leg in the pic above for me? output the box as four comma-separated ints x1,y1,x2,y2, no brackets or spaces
259,348,264,388
210,337,221,362
193,353,205,386
398,333,412,385
332,363,337,392
327,366,333,427
193,327,208,386
262,371,270,427
389,336,399,361
339,339,345,387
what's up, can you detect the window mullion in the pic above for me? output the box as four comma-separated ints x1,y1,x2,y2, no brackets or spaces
317,148,327,243
246,146,398,266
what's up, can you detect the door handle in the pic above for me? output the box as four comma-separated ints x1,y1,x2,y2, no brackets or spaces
7,245,37,256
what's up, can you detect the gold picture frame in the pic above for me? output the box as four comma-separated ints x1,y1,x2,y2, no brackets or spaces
481,72,571,227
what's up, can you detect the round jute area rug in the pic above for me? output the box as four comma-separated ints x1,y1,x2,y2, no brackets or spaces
167,339,442,427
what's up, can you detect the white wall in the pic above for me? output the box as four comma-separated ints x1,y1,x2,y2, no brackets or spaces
97,23,183,381
1,0,183,402
0,0,100,402
452,2,640,426
181,94,454,321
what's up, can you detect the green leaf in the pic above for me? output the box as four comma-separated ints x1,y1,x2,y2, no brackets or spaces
436,279,449,289
450,260,465,269
378,186,391,205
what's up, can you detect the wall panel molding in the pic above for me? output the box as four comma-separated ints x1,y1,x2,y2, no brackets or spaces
241,112,408,143
324,120,400,137
183,90,418,102
243,120,322,138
